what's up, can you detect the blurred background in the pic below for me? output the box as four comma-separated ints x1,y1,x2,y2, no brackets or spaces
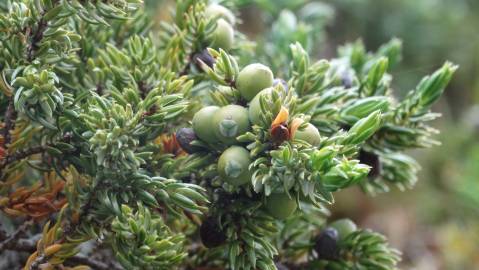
150,0,479,269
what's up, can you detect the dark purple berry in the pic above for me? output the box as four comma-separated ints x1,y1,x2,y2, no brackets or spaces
339,124,351,131
194,49,216,70
341,71,354,88
175,128,198,154
273,78,289,93
314,227,339,261
200,216,227,248
358,149,382,178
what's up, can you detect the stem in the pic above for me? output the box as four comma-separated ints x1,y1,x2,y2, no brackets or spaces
60,178,104,240
0,220,33,252
66,254,119,270
179,51,196,76
26,19,48,62
0,145,46,174
1,97,16,150
0,133,75,176
23,249,117,270
179,61,192,76
26,0,60,62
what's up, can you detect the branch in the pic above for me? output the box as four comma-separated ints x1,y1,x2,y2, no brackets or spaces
27,250,117,270
1,97,16,150
66,254,119,270
0,234,117,269
26,0,60,62
0,236,39,253
0,133,75,176
0,220,33,252
26,19,48,62
0,145,46,174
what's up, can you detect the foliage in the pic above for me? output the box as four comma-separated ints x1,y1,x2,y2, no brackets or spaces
0,1,455,270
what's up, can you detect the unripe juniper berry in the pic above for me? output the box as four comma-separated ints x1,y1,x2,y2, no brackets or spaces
264,192,297,220
217,146,252,186
193,106,220,143
237,63,274,101
212,104,250,145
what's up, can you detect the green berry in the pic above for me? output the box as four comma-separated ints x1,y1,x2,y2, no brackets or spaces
248,88,273,126
205,4,235,25
212,105,250,145
217,146,252,186
211,19,234,50
264,193,297,219
275,10,297,32
329,219,357,241
237,63,274,101
193,106,220,143
216,85,235,96
294,123,321,146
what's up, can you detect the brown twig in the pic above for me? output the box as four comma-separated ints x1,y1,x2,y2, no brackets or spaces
26,19,48,62
20,248,117,270
66,254,118,270
184,210,201,226
1,97,16,150
179,51,196,76
0,219,33,252
0,234,40,254
3,240,121,270
0,132,76,177
26,0,61,62
0,145,46,175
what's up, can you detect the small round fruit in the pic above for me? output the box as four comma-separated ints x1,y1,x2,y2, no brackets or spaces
205,4,235,25
193,49,215,70
294,123,321,146
341,70,354,88
275,10,297,33
193,106,220,143
211,19,234,50
314,227,339,261
329,219,357,241
264,193,297,219
216,85,234,96
200,216,227,248
248,88,273,125
236,63,274,101
217,146,252,186
358,149,382,178
212,105,250,145
175,128,198,154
